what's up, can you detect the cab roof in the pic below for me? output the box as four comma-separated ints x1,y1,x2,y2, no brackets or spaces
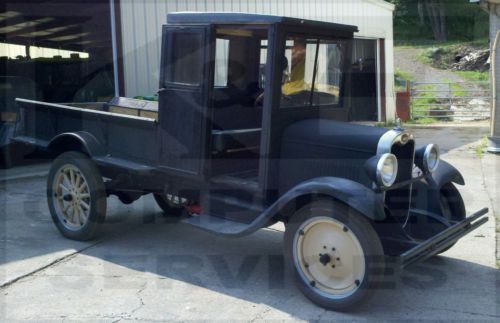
167,12,359,34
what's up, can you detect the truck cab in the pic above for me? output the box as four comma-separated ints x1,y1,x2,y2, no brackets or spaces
158,13,355,208
11,13,488,311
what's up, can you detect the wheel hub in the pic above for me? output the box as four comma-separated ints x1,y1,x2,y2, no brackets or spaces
52,164,91,230
319,253,331,266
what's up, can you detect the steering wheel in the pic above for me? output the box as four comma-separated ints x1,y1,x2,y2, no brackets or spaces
254,92,293,107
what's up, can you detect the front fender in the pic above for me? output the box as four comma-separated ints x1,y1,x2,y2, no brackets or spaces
412,160,465,214
267,177,386,223
214,177,385,237
48,131,105,157
427,160,465,188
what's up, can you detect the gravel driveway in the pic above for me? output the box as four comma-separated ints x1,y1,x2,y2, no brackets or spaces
395,47,465,84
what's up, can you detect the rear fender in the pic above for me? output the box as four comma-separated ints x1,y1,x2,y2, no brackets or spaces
48,132,105,157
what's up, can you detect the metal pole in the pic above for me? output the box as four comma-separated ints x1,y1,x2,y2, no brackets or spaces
448,82,452,115
488,26,500,152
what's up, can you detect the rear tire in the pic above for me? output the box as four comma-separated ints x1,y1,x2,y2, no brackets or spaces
47,151,106,241
284,200,385,311
153,194,184,217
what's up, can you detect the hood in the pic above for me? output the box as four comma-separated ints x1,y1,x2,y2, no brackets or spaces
279,119,400,192
282,118,388,155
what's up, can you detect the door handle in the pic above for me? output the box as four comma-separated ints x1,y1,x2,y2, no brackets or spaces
158,88,166,94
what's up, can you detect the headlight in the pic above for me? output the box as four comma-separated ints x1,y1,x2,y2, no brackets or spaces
424,144,440,172
415,144,440,173
376,153,398,187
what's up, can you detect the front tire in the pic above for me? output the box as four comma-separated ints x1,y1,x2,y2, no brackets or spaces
284,200,385,311
439,183,466,222
409,183,466,253
435,183,466,253
47,151,106,241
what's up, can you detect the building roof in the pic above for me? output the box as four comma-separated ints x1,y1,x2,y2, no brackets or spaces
167,12,359,33
364,0,396,11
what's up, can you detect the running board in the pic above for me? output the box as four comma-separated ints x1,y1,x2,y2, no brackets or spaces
400,207,489,268
182,214,253,237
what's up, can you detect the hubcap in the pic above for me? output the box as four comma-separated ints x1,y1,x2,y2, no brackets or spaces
293,216,366,299
52,164,91,230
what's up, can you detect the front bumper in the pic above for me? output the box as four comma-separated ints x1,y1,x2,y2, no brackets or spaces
400,207,489,268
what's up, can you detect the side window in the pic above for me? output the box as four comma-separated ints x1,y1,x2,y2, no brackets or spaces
312,42,344,106
165,31,204,86
214,38,229,87
259,39,268,89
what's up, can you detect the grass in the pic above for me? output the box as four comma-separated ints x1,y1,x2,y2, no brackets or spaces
395,68,414,81
455,71,490,84
375,120,397,128
475,136,489,159
416,50,433,65
451,83,466,97
441,79,467,97
406,117,438,125
413,84,440,105
394,68,414,92
395,38,489,49
412,84,439,122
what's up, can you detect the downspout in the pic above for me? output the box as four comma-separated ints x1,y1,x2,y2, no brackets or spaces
109,0,120,98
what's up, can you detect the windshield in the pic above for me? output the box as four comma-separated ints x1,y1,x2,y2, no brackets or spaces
280,35,347,109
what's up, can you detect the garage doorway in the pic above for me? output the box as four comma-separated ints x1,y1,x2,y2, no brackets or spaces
1,1,116,104
350,39,378,121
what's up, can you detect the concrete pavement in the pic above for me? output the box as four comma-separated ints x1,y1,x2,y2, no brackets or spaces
0,163,49,183
0,125,498,321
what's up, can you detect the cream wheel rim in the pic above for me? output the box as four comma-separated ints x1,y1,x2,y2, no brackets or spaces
293,216,366,299
52,164,91,230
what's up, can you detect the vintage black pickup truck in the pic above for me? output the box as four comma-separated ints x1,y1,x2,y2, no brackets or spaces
11,13,488,310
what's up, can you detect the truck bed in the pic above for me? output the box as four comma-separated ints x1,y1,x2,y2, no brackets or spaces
12,97,158,165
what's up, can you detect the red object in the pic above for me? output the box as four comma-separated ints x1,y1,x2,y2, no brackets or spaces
188,204,202,214
396,91,411,122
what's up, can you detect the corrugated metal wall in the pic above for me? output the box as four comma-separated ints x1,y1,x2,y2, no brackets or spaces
119,0,395,120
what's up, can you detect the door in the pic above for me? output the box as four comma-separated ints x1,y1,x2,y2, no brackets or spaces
158,25,212,175
349,39,378,121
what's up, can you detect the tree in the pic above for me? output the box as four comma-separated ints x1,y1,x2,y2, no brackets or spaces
389,0,488,43
423,0,447,41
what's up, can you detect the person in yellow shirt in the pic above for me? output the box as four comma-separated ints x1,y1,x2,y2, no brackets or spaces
282,39,308,96
254,38,308,106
